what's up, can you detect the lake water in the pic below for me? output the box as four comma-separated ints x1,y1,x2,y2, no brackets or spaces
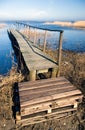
0,21,85,75
27,21,85,52
0,27,16,75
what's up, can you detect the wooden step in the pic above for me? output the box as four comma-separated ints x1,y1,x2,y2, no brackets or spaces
15,77,83,126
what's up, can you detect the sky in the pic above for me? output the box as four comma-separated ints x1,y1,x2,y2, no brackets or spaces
0,0,85,21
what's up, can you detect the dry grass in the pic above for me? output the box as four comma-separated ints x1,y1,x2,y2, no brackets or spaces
0,67,24,89
60,51,85,92
0,67,24,130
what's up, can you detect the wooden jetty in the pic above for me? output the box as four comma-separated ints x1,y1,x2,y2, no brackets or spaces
8,24,83,126
8,29,62,80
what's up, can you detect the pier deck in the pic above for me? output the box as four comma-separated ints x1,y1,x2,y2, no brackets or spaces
9,29,58,80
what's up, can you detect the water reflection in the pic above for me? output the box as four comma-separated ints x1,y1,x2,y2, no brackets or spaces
0,27,17,75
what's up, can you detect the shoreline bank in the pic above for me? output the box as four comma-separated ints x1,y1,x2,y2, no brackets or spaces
45,20,85,28
0,23,7,28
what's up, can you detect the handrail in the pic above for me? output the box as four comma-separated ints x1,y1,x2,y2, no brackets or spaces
16,21,63,33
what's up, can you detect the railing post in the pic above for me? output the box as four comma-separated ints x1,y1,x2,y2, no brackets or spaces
17,23,19,30
24,25,26,35
26,26,28,36
43,30,47,52
57,31,63,77
29,70,36,81
26,26,27,36
28,26,30,39
34,28,37,44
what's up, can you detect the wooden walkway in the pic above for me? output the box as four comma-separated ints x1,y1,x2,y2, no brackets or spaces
8,28,83,127
9,29,58,80
15,77,83,126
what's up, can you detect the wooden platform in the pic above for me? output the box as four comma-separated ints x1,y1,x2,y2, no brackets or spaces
9,29,58,80
15,77,83,126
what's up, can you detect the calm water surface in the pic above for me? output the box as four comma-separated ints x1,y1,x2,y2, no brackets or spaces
0,27,16,75
37,23,85,52
25,21,85,52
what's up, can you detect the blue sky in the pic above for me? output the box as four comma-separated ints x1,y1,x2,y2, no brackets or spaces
0,0,85,21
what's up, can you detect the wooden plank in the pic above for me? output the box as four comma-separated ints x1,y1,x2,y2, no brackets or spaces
37,69,48,74
21,94,83,109
17,108,76,126
19,84,76,97
20,94,82,116
19,82,74,96
20,90,82,107
19,77,69,91
19,80,74,93
27,39,57,63
20,86,77,102
25,60,57,71
21,100,78,116
17,113,67,126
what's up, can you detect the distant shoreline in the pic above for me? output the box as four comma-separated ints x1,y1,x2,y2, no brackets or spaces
0,23,7,28
44,21,85,28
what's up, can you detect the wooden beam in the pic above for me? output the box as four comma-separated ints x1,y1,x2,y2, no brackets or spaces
20,90,81,107
57,31,63,77
43,30,47,52
51,67,58,78
29,70,36,81
33,28,37,44
28,26,30,39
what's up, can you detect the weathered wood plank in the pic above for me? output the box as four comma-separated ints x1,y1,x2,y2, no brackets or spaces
20,86,77,102
21,98,80,116
20,90,82,107
17,113,67,126
19,84,76,98
19,77,69,91
19,80,74,93
17,108,76,126
21,95,82,109
21,103,76,117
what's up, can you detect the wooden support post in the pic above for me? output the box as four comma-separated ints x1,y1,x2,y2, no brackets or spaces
24,25,26,35
57,31,63,77
16,112,21,121
43,30,47,52
28,26,30,39
47,109,52,114
51,68,58,78
34,28,37,44
17,23,19,30
26,26,28,36
29,70,36,81
74,101,78,108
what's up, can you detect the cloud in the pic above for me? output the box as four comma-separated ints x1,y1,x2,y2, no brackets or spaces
33,10,48,18
30,10,48,19
23,10,48,20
